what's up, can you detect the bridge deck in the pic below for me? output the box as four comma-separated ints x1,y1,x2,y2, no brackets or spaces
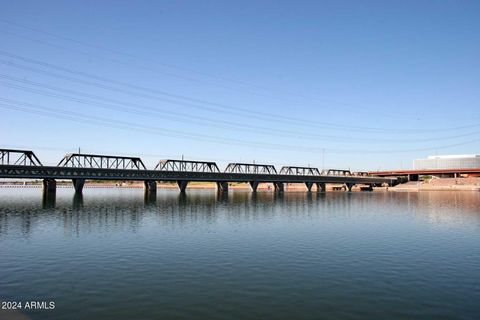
0,165,394,185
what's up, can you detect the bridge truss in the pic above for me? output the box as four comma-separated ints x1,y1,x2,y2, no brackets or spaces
0,149,43,166
324,169,352,176
279,166,320,176
58,153,146,170
225,163,277,174
154,159,220,172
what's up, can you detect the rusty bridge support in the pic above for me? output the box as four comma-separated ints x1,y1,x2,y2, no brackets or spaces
177,180,189,193
274,182,284,192
144,180,157,194
316,183,326,192
249,181,259,192
42,179,56,195
144,182,157,204
73,193,84,209
42,179,56,208
305,182,313,192
72,178,85,194
216,182,229,193
346,183,354,192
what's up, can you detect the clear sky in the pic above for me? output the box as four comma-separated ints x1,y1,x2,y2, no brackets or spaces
1,0,479,170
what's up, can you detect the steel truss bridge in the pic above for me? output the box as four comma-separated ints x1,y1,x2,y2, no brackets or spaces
0,149,396,195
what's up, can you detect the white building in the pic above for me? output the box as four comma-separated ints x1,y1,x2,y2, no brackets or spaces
413,154,480,170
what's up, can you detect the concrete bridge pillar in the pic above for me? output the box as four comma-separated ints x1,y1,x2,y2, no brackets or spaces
305,182,313,192
42,192,56,209
177,180,189,193
346,183,354,192
274,182,284,192
144,191,157,204
316,183,326,192
216,182,229,193
362,184,374,191
408,174,419,182
72,193,84,209
144,180,157,194
72,178,85,194
249,181,259,192
42,179,56,195
42,179,56,208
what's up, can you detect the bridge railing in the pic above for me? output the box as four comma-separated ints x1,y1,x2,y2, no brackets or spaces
0,149,43,166
353,171,370,177
225,163,277,174
323,169,352,176
58,153,146,170
154,159,220,172
279,166,320,176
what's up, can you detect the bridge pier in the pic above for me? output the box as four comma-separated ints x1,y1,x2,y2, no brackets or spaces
305,182,313,192
360,184,374,191
177,180,189,193
144,191,157,204
72,193,84,209
72,178,85,194
144,180,157,193
42,179,56,209
274,182,284,192
216,182,229,193
316,182,326,192
42,179,56,195
408,174,419,182
249,181,259,192
346,183,354,192
42,192,56,209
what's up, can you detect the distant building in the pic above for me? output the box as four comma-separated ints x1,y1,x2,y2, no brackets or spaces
413,154,480,170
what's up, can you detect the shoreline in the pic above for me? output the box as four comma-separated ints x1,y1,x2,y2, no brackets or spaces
389,177,480,192
1,180,479,192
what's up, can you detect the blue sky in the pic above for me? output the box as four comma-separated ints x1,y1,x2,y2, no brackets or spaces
1,0,479,170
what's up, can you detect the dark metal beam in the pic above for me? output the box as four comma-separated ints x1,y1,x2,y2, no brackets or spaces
324,169,352,176
279,166,320,176
0,149,43,166
58,153,146,170
225,163,277,174
0,164,396,185
155,159,220,172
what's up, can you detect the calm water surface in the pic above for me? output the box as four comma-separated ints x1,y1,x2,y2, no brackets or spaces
0,189,479,320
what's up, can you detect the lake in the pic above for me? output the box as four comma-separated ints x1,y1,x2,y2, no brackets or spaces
1,188,479,319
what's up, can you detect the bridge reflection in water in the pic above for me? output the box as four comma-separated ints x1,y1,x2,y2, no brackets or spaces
1,189,479,239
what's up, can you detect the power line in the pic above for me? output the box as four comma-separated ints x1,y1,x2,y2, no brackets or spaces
1,98,478,154
0,18,418,118
0,79,390,143
0,50,478,135
2,76,480,145
0,100,335,153
0,49,407,133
